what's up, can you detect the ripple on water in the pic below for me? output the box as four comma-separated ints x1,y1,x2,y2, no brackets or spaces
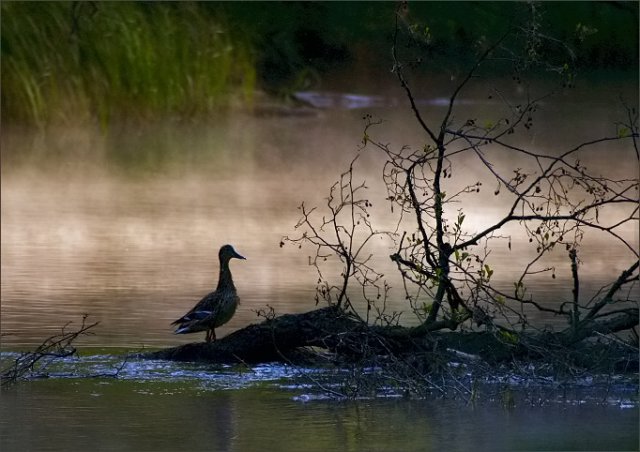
2,351,638,408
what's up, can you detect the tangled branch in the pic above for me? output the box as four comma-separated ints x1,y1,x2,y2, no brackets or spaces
1,315,100,386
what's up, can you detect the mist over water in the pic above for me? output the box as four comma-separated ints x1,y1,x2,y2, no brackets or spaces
1,77,637,347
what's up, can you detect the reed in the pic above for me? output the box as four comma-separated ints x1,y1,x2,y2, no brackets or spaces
1,2,256,126
2,2,635,127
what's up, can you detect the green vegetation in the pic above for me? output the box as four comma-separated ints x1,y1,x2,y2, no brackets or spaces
2,1,637,126
1,2,255,126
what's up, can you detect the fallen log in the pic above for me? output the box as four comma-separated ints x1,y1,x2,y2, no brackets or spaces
142,306,362,363
140,305,638,369
138,309,510,365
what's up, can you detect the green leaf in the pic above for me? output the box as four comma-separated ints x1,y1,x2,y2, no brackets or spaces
618,127,630,138
499,330,519,345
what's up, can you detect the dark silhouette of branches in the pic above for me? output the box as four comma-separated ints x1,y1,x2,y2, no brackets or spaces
281,154,396,325
351,3,640,338
287,2,638,344
1,315,104,386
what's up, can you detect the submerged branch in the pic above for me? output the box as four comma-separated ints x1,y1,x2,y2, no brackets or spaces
1,315,99,386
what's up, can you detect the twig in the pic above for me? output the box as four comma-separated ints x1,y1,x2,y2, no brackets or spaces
1,315,99,386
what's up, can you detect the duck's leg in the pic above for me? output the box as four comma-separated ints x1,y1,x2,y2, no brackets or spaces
205,329,216,342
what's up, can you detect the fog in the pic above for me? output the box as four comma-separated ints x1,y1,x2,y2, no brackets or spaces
1,77,637,346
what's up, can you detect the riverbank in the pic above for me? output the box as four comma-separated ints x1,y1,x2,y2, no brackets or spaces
3,2,637,127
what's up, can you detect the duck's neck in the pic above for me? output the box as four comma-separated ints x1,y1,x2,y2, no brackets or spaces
216,259,235,291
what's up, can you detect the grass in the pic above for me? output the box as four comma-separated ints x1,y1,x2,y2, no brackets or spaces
2,2,636,128
1,2,256,126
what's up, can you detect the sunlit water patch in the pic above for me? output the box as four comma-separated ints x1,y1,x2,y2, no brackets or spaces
1,350,313,391
3,350,636,408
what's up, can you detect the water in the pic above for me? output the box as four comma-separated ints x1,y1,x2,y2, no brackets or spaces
4,380,637,451
2,90,637,347
1,78,638,450
1,353,638,451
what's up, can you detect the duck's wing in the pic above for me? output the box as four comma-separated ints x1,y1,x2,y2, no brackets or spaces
172,309,213,324
174,315,212,334
171,291,219,326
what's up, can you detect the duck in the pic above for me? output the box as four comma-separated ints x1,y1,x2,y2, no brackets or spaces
172,244,246,342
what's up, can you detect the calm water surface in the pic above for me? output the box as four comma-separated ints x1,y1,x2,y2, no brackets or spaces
1,80,638,450
2,87,637,347
1,354,638,451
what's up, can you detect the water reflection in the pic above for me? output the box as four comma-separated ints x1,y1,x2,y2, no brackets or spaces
1,371,637,451
1,84,637,347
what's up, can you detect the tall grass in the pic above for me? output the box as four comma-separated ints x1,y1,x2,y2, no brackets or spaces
1,2,256,126
2,1,636,127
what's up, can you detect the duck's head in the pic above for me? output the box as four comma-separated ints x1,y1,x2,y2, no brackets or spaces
219,244,246,262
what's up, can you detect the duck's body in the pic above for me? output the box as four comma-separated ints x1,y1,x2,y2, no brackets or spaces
172,244,245,342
